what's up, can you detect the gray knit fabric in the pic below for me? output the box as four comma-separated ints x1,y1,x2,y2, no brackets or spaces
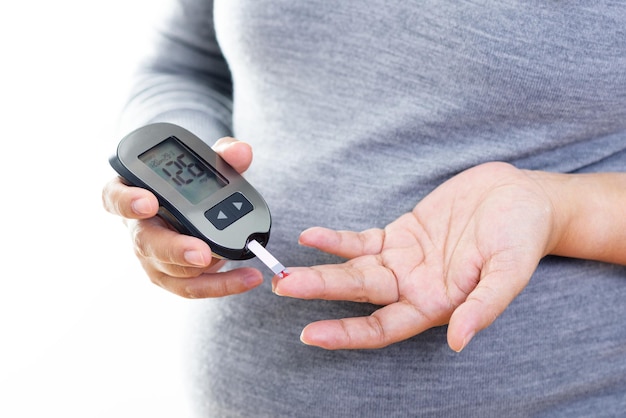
121,1,626,416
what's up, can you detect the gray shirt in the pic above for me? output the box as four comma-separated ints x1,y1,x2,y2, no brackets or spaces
121,1,626,416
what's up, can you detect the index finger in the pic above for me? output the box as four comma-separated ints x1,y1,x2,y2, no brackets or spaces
101,176,159,219
273,259,399,305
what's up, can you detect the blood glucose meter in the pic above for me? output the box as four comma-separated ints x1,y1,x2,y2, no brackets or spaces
109,123,271,260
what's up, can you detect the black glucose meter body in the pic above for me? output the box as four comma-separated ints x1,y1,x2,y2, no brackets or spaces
109,123,271,260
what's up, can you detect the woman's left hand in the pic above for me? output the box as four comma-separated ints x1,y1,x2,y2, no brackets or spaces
273,162,561,352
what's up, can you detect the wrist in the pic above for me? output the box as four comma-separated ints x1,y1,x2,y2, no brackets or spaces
524,170,626,264
522,169,571,258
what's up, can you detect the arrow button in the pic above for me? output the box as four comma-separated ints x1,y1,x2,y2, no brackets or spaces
205,192,254,230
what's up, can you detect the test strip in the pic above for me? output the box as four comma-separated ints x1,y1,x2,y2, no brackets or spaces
247,239,289,278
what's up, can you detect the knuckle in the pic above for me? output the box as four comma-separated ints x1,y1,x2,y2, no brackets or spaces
130,223,150,259
365,315,389,348
101,180,118,213
466,287,502,324
359,228,385,255
102,177,129,216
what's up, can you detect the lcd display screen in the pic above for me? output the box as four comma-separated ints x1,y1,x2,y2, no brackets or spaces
139,136,228,204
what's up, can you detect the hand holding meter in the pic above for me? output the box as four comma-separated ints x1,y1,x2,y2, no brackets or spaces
109,123,278,265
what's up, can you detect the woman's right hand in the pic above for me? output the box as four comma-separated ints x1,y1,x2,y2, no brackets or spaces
102,137,264,298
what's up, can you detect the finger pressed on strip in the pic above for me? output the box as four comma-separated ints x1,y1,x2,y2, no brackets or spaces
274,260,399,305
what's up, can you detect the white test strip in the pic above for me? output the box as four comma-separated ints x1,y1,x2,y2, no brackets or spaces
247,239,288,278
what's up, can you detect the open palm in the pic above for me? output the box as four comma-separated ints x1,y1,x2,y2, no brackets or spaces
273,162,557,351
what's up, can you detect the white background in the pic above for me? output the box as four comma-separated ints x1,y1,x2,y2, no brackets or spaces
0,1,195,416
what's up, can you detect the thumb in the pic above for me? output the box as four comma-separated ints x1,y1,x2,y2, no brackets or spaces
447,258,535,352
213,137,254,174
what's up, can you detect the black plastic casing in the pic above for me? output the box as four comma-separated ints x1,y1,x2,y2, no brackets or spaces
109,123,271,260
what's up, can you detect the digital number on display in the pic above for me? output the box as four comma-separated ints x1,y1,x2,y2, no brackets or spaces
139,137,228,204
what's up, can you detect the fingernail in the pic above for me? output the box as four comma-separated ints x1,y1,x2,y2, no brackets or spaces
213,139,235,153
184,250,207,266
456,331,476,353
131,198,152,215
300,330,311,345
272,282,283,296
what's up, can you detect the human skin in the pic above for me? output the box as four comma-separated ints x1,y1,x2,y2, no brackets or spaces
103,141,626,352
271,163,626,352
102,137,264,298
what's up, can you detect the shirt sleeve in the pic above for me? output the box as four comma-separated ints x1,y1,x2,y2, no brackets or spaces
118,0,233,143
